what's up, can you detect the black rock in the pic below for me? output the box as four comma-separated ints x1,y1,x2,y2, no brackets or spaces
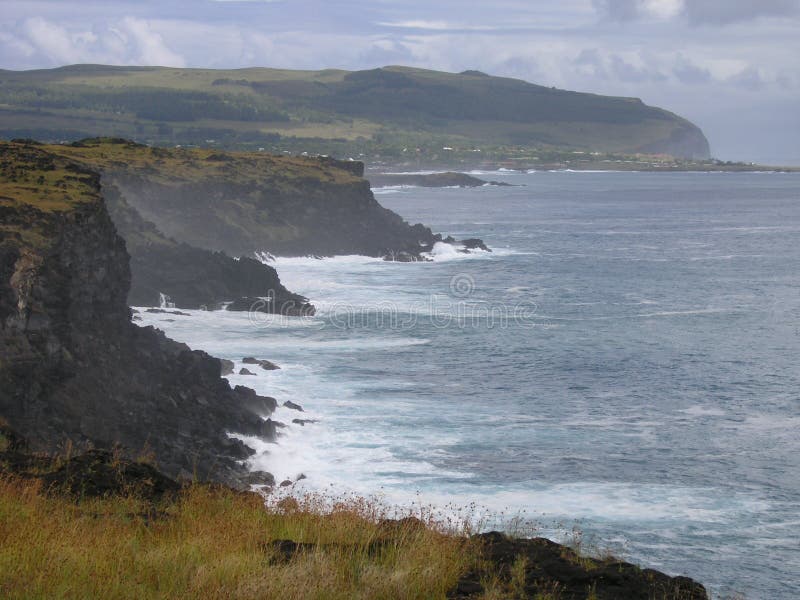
242,357,280,370
219,359,235,376
283,400,304,412
447,531,708,600
239,368,256,376
244,470,276,487
0,148,281,490
227,296,316,317
461,238,491,252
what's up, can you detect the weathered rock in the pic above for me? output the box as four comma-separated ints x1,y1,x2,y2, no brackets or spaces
0,142,278,489
244,470,276,488
448,531,708,600
227,296,315,317
41,449,182,500
291,418,317,426
242,357,280,370
283,401,304,412
219,359,235,376
101,182,315,315
461,238,491,252
239,368,256,376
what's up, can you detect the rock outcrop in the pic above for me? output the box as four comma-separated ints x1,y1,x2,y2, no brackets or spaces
450,531,708,600
42,139,485,260
0,142,276,487
101,174,314,312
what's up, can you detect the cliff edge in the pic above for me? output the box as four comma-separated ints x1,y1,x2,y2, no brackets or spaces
0,142,278,486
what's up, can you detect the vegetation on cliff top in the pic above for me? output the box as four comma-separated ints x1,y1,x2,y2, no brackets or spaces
0,142,100,213
55,137,363,188
0,427,708,600
0,64,709,160
0,142,104,252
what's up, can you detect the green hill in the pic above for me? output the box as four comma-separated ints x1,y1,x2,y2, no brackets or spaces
0,64,709,160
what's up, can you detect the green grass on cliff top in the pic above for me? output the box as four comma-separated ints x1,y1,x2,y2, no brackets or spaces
0,142,100,212
49,138,363,187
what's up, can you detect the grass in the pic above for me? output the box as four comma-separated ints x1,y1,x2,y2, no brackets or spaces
0,477,473,600
0,429,709,599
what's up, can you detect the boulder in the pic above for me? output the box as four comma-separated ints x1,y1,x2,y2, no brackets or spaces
242,357,280,371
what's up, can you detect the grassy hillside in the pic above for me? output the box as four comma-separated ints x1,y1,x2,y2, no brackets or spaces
0,64,709,160
0,424,709,599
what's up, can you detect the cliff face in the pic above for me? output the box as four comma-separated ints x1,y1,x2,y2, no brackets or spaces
635,120,710,159
109,175,439,258
0,142,277,486
44,140,443,259
102,181,313,312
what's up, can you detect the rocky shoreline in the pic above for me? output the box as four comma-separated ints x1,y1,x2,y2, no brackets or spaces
0,139,709,596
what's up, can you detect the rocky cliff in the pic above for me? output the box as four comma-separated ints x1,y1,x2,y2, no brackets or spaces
45,139,458,259
0,142,277,486
101,180,313,312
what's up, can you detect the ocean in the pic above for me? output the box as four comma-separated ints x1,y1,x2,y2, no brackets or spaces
136,170,800,598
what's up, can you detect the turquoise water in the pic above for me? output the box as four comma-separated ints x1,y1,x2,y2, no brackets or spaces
138,171,800,598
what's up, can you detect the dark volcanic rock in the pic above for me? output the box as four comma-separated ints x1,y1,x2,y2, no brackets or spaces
291,418,317,426
0,142,278,488
102,182,314,315
244,470,276,488
448,531,708,600
227,295,315,317
41,449,181,501
461,238,491,252
104,155,446,259
219,359,235,376
283,400,304,412
239,368,256,376
243,357,280,370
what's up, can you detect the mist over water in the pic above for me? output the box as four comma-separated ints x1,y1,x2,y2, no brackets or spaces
137,171,800,599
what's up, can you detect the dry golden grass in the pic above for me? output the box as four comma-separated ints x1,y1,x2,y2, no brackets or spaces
0,476,475,600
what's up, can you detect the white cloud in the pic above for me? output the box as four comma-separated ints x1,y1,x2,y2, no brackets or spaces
594,0,800,24
4,16,185,68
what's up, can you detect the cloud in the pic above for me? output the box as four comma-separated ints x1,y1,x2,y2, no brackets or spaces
672,55,712,84
683,0,800,25
3,16,185,68
593,0,683,21
727,65,764,90
594,0,800,24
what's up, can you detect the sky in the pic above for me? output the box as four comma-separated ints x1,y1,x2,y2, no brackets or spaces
1,0,798,164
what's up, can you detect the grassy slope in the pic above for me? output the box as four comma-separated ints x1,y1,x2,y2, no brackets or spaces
0,477,469,600
0,64,708,158
0,142,103,252
0,453,708,600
